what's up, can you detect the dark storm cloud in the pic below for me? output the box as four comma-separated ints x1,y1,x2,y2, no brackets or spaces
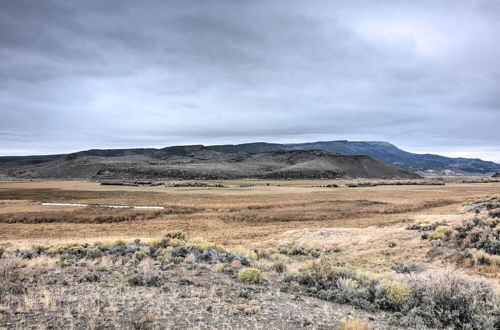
0,0,499,161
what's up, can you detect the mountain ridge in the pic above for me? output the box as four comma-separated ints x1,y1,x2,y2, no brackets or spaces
0,140,498,176
0,145,420,180
207,141,499,175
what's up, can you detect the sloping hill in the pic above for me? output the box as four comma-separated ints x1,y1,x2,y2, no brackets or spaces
208,141,500,175
0,146,420,180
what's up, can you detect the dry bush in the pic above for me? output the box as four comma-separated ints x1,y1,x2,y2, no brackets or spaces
238,268,262,284
286,259,499,329
338,318,372,330
410,272,498,329
391,260,424,274
0,257,27,301
455,217,500,255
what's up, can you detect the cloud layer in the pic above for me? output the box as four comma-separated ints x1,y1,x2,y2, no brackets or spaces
1,0,499,161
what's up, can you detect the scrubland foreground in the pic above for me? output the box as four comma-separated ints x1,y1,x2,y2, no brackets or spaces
0,180,499,329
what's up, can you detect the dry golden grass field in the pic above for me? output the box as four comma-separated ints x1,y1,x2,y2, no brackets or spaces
0,179,498,274
0,179,497,241
1,179,499,329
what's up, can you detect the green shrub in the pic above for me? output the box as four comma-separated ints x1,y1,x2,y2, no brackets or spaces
57,255,74,267
85,248,103,260
168,238,185,247
238,268,262,284
82,271,101,283
375,279,411,311
437,226,454,240
127,271,161,287
271,261,286,273
163,230,186,241
489,208,500,218
279,246,307,256
228,246,257,260
32,245,46,254
455,217,500,256
128,274,144,286
411,272,497,329
287,259,498,329
406,221,448,231
114,239,127,247
470,249,500,266
335,278,368,305
134,250,147,261
47,242,85,255
391,260,424,274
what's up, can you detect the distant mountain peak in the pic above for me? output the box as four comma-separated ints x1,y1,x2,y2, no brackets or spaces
208,140,499,175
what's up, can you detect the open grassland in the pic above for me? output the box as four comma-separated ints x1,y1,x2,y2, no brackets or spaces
0,180,498,244
0,180,499,329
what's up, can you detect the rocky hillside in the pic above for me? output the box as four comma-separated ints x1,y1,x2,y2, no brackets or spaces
208,141,500,175
0,145,420,180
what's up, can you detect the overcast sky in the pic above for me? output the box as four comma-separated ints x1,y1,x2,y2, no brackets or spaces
1,0,499,161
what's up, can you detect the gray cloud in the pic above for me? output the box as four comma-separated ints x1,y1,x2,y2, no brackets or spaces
1,0,499,161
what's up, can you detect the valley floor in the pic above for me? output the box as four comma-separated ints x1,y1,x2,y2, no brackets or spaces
0,179,499,329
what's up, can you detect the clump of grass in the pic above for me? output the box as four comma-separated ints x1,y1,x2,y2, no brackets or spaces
387,240,397,248
489,208,500,218
229,246,257,260
428,226,454,241
134,250,147,261
81,271,101,283
271,261,287,273
188,237,226,252
211,263,235,274
232,301,261,315
57,255,74,268
147,239,162,251
338,318,372,330
279,246,308,256
46,242,86,255
168,238,185,247
0,247,5,258
32,245,46,254
163,230,186,241
469,249,500,266
406,221,448,231
85,248,103,260
375,279,411,310
127,272,161,287
391,260,424,274
114,239,127,247
238,268,262,284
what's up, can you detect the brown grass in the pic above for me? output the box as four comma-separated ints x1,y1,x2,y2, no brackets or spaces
0,207,199,224
0,180,499,247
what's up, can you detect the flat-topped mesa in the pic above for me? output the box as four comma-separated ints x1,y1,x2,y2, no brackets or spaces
2,140,498,175
1,147,421,180
64,145,207,161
